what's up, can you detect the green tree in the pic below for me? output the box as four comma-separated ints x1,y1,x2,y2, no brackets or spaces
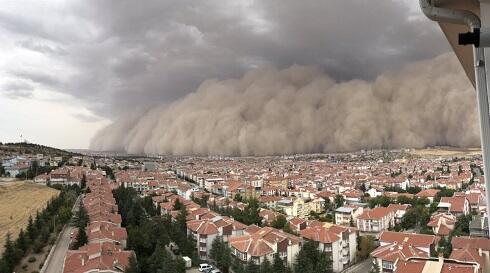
73,226,88,249
271,215,288,229
246,259,260,273
26,215,37,241
210,236,232,273
2,233,21,272
16,229,28,254
293,240,332,273
272,253,286,273
260,257,272,273
234,194,243,202
357,235,376,260
173,198,183,211
59,206,73,225
334,195,345,208
323,198,333,213
176,205,188,232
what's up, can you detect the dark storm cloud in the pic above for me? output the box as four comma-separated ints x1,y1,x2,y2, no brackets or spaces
0,0,449,117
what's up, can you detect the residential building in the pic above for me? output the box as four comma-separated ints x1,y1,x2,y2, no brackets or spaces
371,231,436,273
63,242,134,273
394,257,480,273
357,207,394,234
437,196,470,216
228,226,301,266
187,215,246,260
426,213,456,237
300,223,357,272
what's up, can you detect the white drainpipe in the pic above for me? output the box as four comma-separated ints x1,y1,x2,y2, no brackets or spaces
419,0,490,236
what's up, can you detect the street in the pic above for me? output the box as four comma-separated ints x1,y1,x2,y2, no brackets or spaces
40,195,81,273
41,225,75,273
342,257,373,273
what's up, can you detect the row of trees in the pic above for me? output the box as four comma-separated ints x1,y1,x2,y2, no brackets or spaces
113,186,194,273
368,194,430,209
0,185,78,273
72,202,89,249
208,197,263,226
384,186,422,194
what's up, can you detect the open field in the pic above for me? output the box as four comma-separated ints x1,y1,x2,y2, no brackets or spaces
0,181,58,253
409,147,481,158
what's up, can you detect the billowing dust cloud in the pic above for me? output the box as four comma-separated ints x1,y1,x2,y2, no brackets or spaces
90,53,480,156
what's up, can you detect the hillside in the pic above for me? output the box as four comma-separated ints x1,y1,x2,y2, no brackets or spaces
0,142,78,157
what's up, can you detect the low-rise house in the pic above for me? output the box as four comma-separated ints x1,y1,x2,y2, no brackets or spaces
394,257,480,273
187,215,246,260
34,173,49,184
426,213,456,237
357,207,394,234
415,189,440,203
258,195,282,209
455,192,484,213
277,198,308,218
335,207,356,226
334,204,364,226
387,204,410,224
87,221,128,248
228,226,301,266
63,242,134,273
288,217,307,233
437,196,470,216
450,236,490,273
300,223,357,272
371,231,436,273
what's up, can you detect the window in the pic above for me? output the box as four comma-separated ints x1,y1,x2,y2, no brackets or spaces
382,261,393,269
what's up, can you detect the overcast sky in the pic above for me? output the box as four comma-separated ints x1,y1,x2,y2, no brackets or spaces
0,0,450,149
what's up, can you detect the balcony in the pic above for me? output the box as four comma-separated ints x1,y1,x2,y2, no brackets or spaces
342,248,349,256
341,256,349,264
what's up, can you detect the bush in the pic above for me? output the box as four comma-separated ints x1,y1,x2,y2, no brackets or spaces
28,256,37,263
33,240,44,253
22,264,28,270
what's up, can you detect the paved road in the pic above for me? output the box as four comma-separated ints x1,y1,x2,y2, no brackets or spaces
41,195,81,273
342,257,373,273
42,225,75,273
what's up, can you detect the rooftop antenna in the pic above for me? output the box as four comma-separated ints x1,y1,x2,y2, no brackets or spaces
419,0,490,236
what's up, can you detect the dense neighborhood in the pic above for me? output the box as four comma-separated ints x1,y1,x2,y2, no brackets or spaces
0,146,489,273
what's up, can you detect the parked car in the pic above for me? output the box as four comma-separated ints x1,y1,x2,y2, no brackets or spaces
199,264,213,272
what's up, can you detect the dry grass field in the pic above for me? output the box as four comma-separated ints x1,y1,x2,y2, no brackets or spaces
410,147,481,158
0,181,58,253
